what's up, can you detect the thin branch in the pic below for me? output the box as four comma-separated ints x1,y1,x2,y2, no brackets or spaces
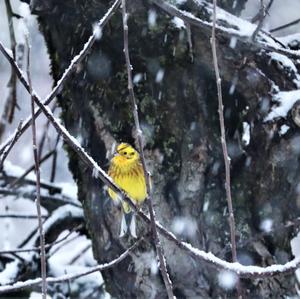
270,17,300,33
69,243,91,264
47,234,79,258
0,187,81,211
140,213,300,278
211,6,243,296
152,0,300,59
26,36,47,299
0,239,140,294
2,43,300,279
121,1,174,298
251,0,274,23
0,120,23,171
3,0,18,125
0,213,47,219
38,103,57,161
0,0,121,159
50,150,57,183
211,0,237,264
212,4,240,296
251,0,274,41
0,224,83,255
50,134,60,183
18,224,40,248
2,174,62,194
8,149,56,189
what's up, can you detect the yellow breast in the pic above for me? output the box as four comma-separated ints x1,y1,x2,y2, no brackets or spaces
108,155,147,213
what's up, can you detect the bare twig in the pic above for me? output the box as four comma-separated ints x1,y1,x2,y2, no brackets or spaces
270,17,300,33
26,36,47,299
251,0,274,23
50,134,60,183
251,0,274,41
0,213,47,219
0,239,140,294
9,149,56,189
38,103,57,161
211,2,241,296
0,120,23,171
2,43,300,278
211,0,237,264
0,0,121,159
50,150,57,183
2,0,18,127
0,187,81,210
2,174,62,194
0,224,83,255
47,234,80,258
69,243,92,264
18,224,40,248
121,1,174,298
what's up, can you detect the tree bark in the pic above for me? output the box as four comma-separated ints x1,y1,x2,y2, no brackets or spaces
32,0,300,297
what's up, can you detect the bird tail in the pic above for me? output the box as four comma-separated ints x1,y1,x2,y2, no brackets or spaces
119,211,137,238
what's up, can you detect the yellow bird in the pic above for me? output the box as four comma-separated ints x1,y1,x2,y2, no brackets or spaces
108,143,147,237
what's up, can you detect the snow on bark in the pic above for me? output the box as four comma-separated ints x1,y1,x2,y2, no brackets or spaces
265,90,300,121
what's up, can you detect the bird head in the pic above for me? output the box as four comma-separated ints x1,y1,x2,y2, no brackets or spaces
116,143,139,160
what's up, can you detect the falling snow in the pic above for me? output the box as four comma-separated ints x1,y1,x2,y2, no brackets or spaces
148,9,157,28
1,0,300,297
155,69,165,83
260,219,273,233
171,217,198,237
218,270,238,290
242,122,250,146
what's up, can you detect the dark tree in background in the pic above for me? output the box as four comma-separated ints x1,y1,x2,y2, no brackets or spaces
12,0,300,297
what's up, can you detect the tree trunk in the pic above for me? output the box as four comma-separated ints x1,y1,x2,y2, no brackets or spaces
31,0,300,297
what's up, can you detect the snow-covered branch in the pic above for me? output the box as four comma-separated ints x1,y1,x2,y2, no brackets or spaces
0,187,80,212
0,121,23,171
154,0,300,126
1,42,300,279
30,205,84,248
153,0,300,59
0,161,80,211
0,208,85,292
9,149,56,189
0,239,140,294
0,0,121,163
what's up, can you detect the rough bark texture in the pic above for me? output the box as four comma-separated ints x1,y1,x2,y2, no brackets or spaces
31,0,300,297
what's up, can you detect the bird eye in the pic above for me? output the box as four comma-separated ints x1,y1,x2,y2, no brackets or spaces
123,151,127,155
130,152,134,156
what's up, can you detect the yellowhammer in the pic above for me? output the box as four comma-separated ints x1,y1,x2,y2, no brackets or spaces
108,142,147,237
